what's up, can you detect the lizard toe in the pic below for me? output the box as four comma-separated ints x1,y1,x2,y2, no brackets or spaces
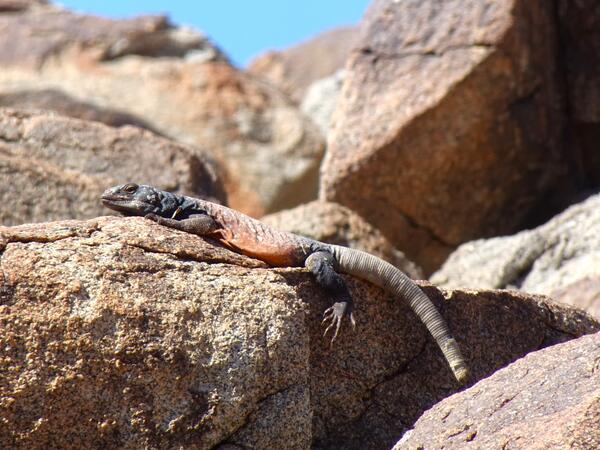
321,301,350,345
322,309,335,325
322,315,342,346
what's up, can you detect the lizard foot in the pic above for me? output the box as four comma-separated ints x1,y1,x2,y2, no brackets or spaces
322,301,356,345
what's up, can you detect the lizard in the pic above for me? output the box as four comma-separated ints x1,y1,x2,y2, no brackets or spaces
101,183,469,383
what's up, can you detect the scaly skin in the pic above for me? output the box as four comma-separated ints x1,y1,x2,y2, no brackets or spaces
101,183,469,383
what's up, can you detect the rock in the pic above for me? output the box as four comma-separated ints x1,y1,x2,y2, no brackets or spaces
262,200,423,279
551,276,600,320
0,109,225,225
0,217,309,449
431,193,600,319
248,26,359,103
311,287,598,450
300,69,346,136
395,331,600,449
321,0,577,274
0,89,160,133
558,0,600,187
1,217,598,448
0,4,227,66
0,0,46,13
0,2,324,216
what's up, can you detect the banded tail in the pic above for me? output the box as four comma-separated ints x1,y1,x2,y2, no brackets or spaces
329,245,469,383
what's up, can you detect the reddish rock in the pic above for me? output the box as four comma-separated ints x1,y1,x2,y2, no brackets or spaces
321,0,575,273
0,2,324,216
558,0,600,187
0,4,223,66
396,331,600,449
0,89,159,132
2,217,598,449
248,26,359,103
310,287,598,450
0,218,306,449
0,109,225,225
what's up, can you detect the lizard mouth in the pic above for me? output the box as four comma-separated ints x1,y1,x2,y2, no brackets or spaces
101,195,154,216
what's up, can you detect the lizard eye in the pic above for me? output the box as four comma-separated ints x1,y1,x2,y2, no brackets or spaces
122,183,138,193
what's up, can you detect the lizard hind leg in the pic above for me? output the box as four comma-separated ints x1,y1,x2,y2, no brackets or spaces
305,250,356,344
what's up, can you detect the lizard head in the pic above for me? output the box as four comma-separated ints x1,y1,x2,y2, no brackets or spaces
101,183,170,216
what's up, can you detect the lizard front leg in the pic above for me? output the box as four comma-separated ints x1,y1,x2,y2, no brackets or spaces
144,213,220,236
305,251,356,343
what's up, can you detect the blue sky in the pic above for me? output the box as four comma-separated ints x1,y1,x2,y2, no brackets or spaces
59,1,370,66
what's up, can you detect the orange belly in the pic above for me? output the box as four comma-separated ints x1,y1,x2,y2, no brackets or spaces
215,230,302,267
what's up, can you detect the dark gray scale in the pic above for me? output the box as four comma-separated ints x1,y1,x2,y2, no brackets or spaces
304,249,355,343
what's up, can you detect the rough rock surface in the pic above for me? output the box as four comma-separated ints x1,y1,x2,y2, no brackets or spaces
300,69,346,136
0,89,160,132
262,200,423,279
0,109,225,225
312,287,598,450
0,217,309,449
321,0,576,273
432,193,600,319
1,217,598,449
248,26,359,103
558,0,600,187
396,331,600,450
0,2,324,216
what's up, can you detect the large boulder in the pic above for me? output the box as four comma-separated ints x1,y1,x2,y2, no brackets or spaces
321,0,577,273
0,217,307,449
0,2,324,216
0,1,223,65
396,331,600,449
262,200,423,279
1,217,597,449
0,109,225,225
248,26,359,103
432,193,600,319
0,89,160,133
558,0,600,187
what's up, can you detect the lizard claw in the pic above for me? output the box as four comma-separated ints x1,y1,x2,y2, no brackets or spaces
321,301,353,345
321,306,334,324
